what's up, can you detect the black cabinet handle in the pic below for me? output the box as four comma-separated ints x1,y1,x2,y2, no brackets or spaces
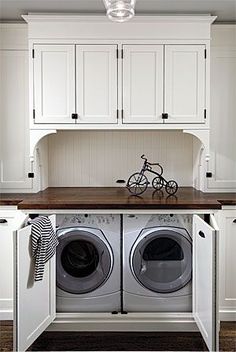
0,219,7,224
71,113,78,120
162,113,168,120
199,231,205,238
233,219,236,223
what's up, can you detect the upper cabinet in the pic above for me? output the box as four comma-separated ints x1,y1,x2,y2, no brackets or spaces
26,15,216,129
34,45,76,123
122,45,164,124
164,45,206,123
122,44,206,124
34,44,118,124
33,43,206,126
76,45,118,124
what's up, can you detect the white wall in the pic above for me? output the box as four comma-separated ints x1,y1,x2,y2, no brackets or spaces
48,130,194,187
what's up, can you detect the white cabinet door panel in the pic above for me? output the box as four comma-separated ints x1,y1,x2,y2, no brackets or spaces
219,210,236,320
165,45,205,123
0,50,31,189
208,49,236,190
76,45,117,123
193,214,219,352
123,45,163,123
14,215,56,352
34,45,75,123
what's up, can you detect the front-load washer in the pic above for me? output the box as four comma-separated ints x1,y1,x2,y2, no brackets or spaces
56,214,120,313
123,214,192,312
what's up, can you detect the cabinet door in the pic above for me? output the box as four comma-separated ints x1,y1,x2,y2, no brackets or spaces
165,45,205,123
123,45,163,123
219,210,236,320
34,45,75,123
14,215,56,352
76,45,117,123
208,48,236,191
193,214,219,352
0,50,32,190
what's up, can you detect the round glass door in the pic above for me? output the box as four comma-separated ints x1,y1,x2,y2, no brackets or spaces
131,228,192,293
56,229,113,294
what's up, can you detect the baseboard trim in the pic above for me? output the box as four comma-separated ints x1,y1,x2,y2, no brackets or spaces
47,312,198,332
220,310,236,321
0,310,13,320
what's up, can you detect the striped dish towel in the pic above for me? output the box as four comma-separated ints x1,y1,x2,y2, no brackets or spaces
30,216,59,281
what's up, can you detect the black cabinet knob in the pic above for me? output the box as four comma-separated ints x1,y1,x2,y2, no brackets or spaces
233,219,236,223
162,113,168,120
0,219,7,224
199,231,205,238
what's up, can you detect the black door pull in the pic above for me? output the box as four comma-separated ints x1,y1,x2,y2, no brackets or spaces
162,113,168,119
0,219,7,224
199,231,205,238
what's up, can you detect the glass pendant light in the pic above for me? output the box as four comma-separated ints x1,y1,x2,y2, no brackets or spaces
103,0,136,23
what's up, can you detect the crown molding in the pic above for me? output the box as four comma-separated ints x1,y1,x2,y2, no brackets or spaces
22,13,217,25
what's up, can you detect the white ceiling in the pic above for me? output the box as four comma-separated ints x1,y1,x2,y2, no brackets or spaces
0,0,236,22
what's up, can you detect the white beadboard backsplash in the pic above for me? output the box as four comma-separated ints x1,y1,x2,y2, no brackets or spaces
48,131,193,187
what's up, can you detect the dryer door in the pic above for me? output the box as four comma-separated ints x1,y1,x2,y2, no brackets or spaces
131,227,192,293
56,228,113,294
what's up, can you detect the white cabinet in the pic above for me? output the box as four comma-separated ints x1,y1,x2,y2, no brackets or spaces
218,209,236,321
193,214,219,351
34,45,76,123
207,26,236,191
122,44,206,124
165,45,206,123
76,45,118,124
14,215,56,351
0,210,26,320
33,43,207,126
13,212,219,352
122,45,163,123
34,44,118,124
0,49,32,190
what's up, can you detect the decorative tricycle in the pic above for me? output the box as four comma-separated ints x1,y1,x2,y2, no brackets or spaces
126,155,178,196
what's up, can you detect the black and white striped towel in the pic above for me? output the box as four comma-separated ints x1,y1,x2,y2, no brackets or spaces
31,216,59,281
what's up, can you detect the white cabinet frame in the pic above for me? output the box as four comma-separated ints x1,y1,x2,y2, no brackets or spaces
14,210,219,352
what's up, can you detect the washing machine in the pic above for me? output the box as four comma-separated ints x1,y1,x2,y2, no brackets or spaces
123,214,193,312
56,214,120,313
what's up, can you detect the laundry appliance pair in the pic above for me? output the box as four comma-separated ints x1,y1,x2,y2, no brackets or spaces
56,214,192,313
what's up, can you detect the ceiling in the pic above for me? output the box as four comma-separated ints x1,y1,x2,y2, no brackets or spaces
0,0,236,22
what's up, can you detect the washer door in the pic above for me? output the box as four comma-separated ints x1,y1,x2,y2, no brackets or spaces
131,227,192,293
56,228,113,294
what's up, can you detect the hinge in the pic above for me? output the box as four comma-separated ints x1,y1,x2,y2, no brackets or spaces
28,172,35,178
33,109,35,119
32,49,35,59
204,49,207,59
204,109,206,119
121,109,124,121
116,109,119,120
116,48,119,59
121,49,124,59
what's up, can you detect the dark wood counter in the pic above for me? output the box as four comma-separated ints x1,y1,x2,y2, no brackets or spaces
1,187,236,210
1,187,222,210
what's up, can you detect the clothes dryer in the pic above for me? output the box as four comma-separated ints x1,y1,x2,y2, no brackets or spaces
123,214,192,312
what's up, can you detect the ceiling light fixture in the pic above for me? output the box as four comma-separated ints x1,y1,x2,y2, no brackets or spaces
103,0,136,23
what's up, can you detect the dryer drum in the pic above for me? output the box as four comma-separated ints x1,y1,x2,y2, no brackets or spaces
56,229,113,294
131,229,192,294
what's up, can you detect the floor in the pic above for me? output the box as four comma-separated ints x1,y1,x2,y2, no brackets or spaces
0,321,235,351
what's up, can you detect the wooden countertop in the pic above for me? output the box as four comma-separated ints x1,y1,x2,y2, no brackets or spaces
1,187,235,210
